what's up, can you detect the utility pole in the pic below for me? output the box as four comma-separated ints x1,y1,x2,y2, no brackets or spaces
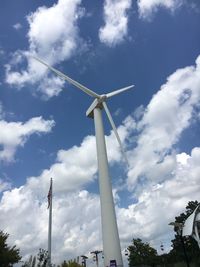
160,243,165,267
90,250,102,267
81,255,88,267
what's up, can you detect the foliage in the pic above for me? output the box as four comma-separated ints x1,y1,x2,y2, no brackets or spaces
22,249,48,267
128,238,158,267
128,201,200,266
21,251,83,267
22,255,36,267
58,260,82,267
169,200,200,264
0,230,22,266
37,248,49,267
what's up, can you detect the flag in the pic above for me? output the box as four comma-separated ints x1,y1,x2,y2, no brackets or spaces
47,179,52,209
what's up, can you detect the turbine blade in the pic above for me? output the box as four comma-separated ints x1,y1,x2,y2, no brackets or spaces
32,56,100,98
106,85,134,98
102,102,129,167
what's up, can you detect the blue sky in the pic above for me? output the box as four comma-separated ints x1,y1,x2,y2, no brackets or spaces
0,0,200,265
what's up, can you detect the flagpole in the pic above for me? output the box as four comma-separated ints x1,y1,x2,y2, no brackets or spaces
48,178,53,267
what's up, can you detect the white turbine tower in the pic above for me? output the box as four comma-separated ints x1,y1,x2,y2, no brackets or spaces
33,57,134,267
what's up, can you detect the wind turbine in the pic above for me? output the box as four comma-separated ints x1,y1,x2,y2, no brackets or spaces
33,56,134,267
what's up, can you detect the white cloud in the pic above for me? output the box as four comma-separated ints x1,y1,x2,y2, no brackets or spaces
5,0,84,98
99,0,132,46
1,56,200,265
138,0,184,19
13,23,22,30
1,147,199,264
115,55,200,252
26,119,129,195
0,179,11,192
38,74,65,99
27,0,82,64
117,146,200,254
0,114,130,263
127,55,200,190
27,135,97,195
0,187,101,264
0,116,55,162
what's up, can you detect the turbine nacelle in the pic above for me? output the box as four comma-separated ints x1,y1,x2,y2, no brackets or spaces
86,95,107,118
86,99,102,118
99,94,107,101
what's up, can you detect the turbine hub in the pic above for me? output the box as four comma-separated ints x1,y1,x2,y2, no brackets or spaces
100,94,107,101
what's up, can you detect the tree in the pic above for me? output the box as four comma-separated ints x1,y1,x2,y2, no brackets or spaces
22,249,48,267
169,200,200,265
58,260,82,267
22,255,36,267
0,230,21,266
37,248,48,267
57,260,81,267
128,238,158,267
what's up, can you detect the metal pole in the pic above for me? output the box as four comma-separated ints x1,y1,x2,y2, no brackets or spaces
48,178,53,267
180,233,190,267
91,250,102,267
81,255,88,267
93,107,123,267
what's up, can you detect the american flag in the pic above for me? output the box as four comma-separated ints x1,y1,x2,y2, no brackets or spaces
47,179,52,209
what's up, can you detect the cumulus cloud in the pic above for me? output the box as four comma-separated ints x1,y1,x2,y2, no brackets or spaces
0,105,134,261
27,0,83,63
99,0,132,46
0,179,11,192
0,121,129,263
114,55,200,251
5,0,84,98
1,147,200,264
118,55,200,249
1,56,200,264
0,116,55,162
26,116,130,196
127,55,200,190
119,147,200,249
0,187,101,264
137,0,184,19
27,135,97,195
